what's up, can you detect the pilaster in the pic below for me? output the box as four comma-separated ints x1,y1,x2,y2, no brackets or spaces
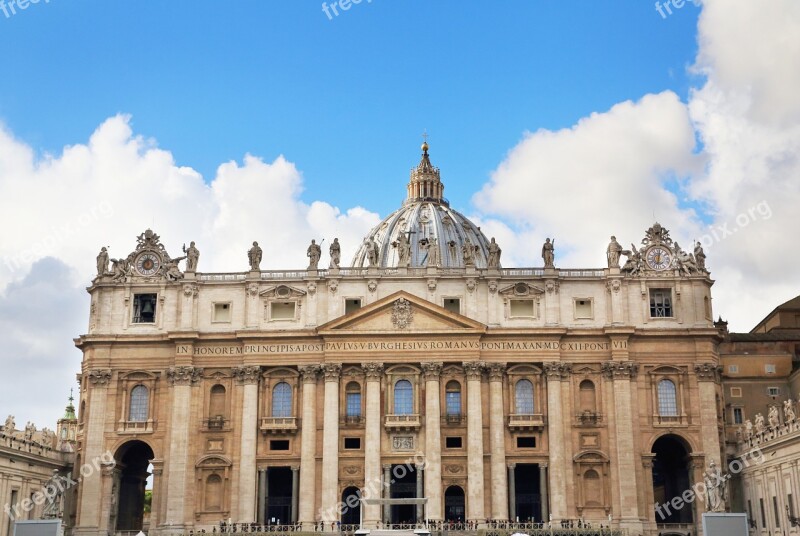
297,365,320,528
362,362,384,527
421,362,443,521
487,363,509,521
321,363,342,522
463,361,485,522
234,365,261,522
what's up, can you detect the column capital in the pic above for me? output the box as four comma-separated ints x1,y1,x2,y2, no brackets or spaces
299,364,321,383
87,369,113,386
382,464,392,471
322,363,342,381
487,362,507,381
291,465,300,472
544,362,571,380
600,361,638,380
463,361,485,380
694,362,722,382
232,365,261,385
421,362,443,380
361,362,384,380
507,463,516,469
166,366,203,386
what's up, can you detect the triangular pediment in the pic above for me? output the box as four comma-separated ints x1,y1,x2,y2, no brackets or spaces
318,291,486,333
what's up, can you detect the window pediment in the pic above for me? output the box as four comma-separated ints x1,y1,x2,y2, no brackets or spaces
260,284,307,299
499,282,545,297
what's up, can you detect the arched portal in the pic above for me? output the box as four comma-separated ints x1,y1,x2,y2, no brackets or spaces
444,486,465,522
341,486,361,525
651,435,693,524
114,440,155,532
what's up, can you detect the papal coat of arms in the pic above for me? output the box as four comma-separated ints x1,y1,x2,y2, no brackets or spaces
390,298,414,329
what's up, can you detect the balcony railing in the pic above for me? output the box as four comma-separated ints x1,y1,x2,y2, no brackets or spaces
653,414,689,426
508,413,546,430
738,417,800,452
442,413,465,425
203,416,229,431
339,415,364,426
384,414,421,431
575,411,603,426
118,420,155,434
259,416,298,434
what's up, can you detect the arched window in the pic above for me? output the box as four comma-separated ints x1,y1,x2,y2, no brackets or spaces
128,385,149,422
272,382,293,418
209,385,226,418
205,474,223,511
394,380,413,415
515,379,534,414
658,379,678,416
579,380,596,412
346,382,362,418
445,381,462,416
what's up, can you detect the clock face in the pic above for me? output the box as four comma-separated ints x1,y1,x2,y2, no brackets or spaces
646,246,672,271
135,253,161,276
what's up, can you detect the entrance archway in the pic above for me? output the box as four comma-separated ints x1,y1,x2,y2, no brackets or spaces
115,440,155,532
651,435,693,524
341,487,361,525
444,486,465,522
389,464,418,525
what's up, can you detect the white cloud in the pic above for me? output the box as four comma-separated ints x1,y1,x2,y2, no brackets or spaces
0,116,380,427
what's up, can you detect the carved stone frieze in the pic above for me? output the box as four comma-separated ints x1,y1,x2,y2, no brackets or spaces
390,298,414,329
606,280,621,294
87,369,112,386
694,363,722,382
307,282,317,296
463,361,485,381
322,363,342,381
544,362,572,380
427,279,437,292
488,280,498,294
232,365,261,385
601,361,639,380
299,365,321,383
362,362,384,380
167,366,203,386
183,284,198,298
392,436,414,450
247,283,260,297
367,280,378,293
328,280,338,294
465,279,476,293
486,362,507,381
421,362,443,381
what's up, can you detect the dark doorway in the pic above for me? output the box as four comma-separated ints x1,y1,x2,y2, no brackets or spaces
266,467,293,524
341,486,361,525
444,486,465,522
652,435,693,524
115,440,155,532
514,464,541,522
389,464,418,525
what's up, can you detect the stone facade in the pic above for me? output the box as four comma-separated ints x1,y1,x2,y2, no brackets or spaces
72,147,725,536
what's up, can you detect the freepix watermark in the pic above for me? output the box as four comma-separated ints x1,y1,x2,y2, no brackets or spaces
3,451,115,520
0,0,51,19
321,0,372,21
696,200,772,250
655,0,701,19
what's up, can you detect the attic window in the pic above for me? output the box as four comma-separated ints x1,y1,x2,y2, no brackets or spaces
574,299,593,319
271,302,296,321
443,298,461,314
213,303,231,323
345,298,362,315
510,299,535,318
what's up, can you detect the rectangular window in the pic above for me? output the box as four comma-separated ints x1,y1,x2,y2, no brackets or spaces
730,387,742,398
649,289,673,318
445,436,462,449
760,498,766,528
132,293,157,323
765,364,776,374
345,298,362,315
728,365,739,373
733,407,743,424
517,436,536,448
344,437,361,450
270,302,296,320
270,440,290,451
768,387,781,397
445,391,461,416
510,299,535,318
443,298,461,314
213,303,231,323
346,392,362,418
574,299,593,319
774,496,781,527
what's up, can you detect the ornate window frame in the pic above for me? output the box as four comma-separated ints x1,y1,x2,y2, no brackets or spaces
506,364,545,431
574,451,611,515
117,371,159,434
647,365,689,426
195,455,232,517
203,370,233,431
260,285,306,323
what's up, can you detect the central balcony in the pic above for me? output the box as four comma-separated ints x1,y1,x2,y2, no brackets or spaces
384,414,421,431
260,416,298,435
118,420,155,434
507,413,546,430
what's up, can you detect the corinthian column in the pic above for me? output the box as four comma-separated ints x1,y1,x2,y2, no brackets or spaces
362,363,384,527
463,361,485,522
544,362,569,522
234,365,261,522
421,362,443,521
298,365,320,528
321,364,342,522
165,366,203,530
487,363,508,521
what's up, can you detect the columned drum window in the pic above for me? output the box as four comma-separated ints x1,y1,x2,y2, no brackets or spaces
445,381,462,416
515,379,534,414
394,380,413,415
128,385,149,422
657,379,678,416
346,382,362,418
272,382,292,418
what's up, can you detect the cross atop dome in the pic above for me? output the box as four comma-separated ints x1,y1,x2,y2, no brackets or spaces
406,134,446,205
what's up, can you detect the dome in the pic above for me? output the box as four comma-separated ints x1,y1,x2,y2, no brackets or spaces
352,144,496,269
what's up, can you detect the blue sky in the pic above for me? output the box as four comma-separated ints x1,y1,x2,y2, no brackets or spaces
1,1,702,215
